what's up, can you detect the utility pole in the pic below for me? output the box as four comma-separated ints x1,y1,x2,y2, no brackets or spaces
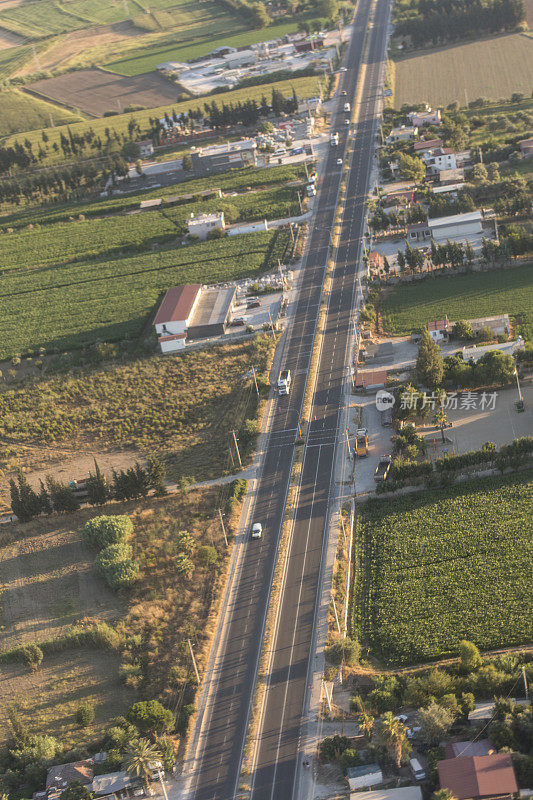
218,508,228,546
297,190,303,214
251,364,259,395
277,261,286,291
522,665,529,699
155,766,169,800
345,428,351,459
268,309,276,336
514,368,523,403
332,599,341,633
289,223,295,243
187,638,200,685
231,429,242,467
340,514,347,543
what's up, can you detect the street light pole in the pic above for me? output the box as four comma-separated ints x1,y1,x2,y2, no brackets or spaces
231,429,242,467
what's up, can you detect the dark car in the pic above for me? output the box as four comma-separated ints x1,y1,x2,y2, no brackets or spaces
247,299,261,309
230,316,248,326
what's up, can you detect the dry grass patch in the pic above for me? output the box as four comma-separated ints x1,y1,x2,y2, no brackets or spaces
393,33,533,107
0,648,130,747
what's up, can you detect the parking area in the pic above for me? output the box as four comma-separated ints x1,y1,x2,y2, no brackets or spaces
230,291,283,331
440,383,532,454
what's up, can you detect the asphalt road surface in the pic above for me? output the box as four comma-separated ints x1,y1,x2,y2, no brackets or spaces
187,2,385,797
250,1,391,798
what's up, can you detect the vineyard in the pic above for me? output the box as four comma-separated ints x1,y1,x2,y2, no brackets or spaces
0,163,306,230
353,471,533,665
0,184,299,272
0,336,274,479
0,229,290,358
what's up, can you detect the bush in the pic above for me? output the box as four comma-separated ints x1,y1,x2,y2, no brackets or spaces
319,735,351,761
325,637,360,666
76,704,95,726
95,543,139,590
83,515,133,549
21,643,43,671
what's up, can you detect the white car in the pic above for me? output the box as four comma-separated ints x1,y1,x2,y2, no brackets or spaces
344,118,350,125
339,67,347,72
395,714,409,723
336,158,343,166
251,522,263,539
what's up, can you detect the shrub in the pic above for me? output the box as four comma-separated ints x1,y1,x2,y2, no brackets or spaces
319,735,351,762
325,637,360,666
21,643,43,671
95,543,139,590
76,704,95,726
83,515,133,549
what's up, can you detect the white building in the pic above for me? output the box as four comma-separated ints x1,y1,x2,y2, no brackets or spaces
187,211,226,240
346,764,383,791
139,140,154,158
462,338,523,363
409,107,442,127
351,787,423,800
154,284,202,351
423,147,457,174
386,125,418,144
428,210,483,242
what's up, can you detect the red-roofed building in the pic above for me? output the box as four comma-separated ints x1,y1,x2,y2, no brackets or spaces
428,317,451,342
154,285,202,352
414,138,443,152
356,369,389,389
437,754,518,800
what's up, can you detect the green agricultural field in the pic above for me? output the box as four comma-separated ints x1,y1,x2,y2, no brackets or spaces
106,19,301,75
0,229,290,358
393,33,533,107
0,163,306,228
1,75,321,165
0,90,84,137
0,44,35,80
0,0,208,38
353,471,533,665
0,183,300,270
380,263,533,338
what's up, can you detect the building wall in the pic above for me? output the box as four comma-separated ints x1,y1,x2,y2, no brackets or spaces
155,320,186,336
160,337,186,352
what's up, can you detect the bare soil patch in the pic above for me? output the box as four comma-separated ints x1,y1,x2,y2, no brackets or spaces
29,66,180,115
15,21,141,75
0,520,123,650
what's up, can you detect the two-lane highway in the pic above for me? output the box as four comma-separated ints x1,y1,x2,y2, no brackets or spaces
250,1,391,797
186,3,374,798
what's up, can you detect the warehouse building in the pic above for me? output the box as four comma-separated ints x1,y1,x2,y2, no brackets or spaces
154,284,236,352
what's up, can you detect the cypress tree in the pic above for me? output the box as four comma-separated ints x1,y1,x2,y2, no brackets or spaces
148,458,168,497
86,459,109,506
416,328,444,389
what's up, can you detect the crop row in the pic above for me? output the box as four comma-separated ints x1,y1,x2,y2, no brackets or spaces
354,471,533,665
0,229,289,358
0,183,299,273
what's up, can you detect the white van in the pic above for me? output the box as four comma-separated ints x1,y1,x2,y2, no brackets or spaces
410,758,426,781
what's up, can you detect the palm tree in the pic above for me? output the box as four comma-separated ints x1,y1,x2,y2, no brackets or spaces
359,713,374,739
434,408,448,443
376,712,407,769
123,738,159,793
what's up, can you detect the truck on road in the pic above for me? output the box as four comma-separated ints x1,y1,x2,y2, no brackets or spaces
374,455,392,482
354,428,368,457
278,369,291,396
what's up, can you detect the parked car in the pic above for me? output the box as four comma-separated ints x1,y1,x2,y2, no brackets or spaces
247,299,261,308
231,316,248,326
341,90,347,96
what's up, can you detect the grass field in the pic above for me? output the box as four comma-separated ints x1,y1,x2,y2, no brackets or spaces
0,228,290,358
0,336,274,477
379,263,533,338
393,33,533,107
0,0,217,38
1,75,322,164
0,89,84,137
106,19,301,75
354,471,533,665
0,43,35,80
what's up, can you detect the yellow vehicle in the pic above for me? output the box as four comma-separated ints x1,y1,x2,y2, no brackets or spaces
354,428,368,457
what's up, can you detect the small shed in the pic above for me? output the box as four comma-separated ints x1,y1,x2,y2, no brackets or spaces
347,763,383,791
46,761,94,792
91,771,136,798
